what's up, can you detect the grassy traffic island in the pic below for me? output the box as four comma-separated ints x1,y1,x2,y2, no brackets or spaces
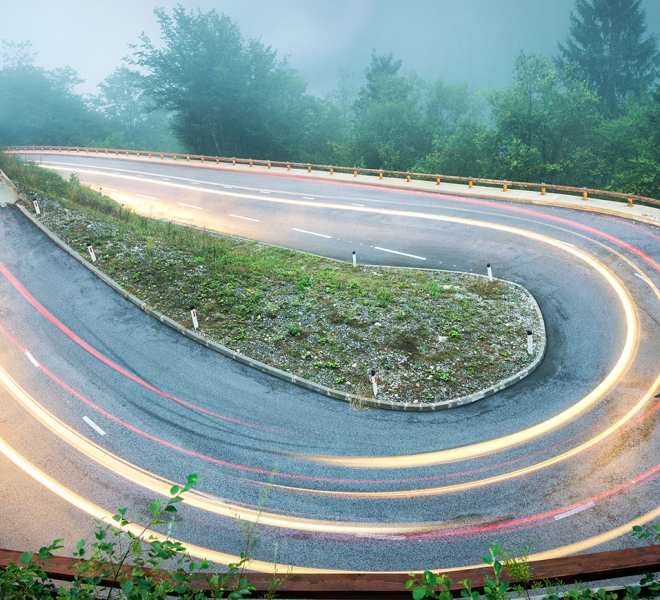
1,153,543,407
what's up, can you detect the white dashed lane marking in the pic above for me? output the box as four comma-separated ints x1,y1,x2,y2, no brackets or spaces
292,228,331,239
25,351,39,367
228,214,259,222
83,416,106,436
374,246,426,260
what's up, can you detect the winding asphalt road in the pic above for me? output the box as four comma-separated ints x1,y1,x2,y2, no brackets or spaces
1,152,660,572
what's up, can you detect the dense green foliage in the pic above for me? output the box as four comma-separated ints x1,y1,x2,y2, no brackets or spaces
130,6,321,160
1,1,659,196
92,66,181,152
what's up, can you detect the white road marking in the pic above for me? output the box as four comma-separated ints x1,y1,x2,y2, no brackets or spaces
83,416,106,436
635,272,653,286
177,202,203,210
137,194,157,200
260,190,271,194
292,228,332,239
228,214,259,222
25,351,39,367
162,178,170,181
189,181,200,185
351,203,365,207
375,246,426,260
222,185,234,189
303,196,315,200
554,501,594,520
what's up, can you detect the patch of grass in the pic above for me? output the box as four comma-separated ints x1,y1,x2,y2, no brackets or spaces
465,277,508,299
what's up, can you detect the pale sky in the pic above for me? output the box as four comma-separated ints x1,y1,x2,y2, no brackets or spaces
2,1,660,97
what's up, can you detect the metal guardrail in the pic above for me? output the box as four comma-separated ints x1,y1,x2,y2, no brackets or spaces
4,145,660,209
2,545,660,598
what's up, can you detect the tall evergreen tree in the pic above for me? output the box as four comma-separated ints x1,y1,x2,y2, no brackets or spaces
555,0,659,115
351,52,428,171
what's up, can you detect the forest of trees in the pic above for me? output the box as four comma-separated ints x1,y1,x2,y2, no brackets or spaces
1,0,659,197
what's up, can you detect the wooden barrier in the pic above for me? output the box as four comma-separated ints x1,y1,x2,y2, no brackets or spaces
1,545,660,599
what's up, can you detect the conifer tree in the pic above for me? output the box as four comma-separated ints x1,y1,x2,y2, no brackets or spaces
555,0,659,114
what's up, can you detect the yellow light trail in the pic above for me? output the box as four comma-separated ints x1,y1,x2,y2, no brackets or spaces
30,163,639,470
0,434,329,573
0,364,473,535
256,369,660,498
2,432,659,574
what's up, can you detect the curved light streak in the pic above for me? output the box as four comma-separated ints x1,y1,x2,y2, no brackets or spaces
248,370,660,499
2,429,660,574
0,261,274,433
3,351,658,536
0,364,474,535
0,434,329,574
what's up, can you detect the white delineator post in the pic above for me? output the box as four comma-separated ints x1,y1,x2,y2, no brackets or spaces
487,263,493,281
190,306,199,330
100,187,104,198
87,244,97,263
352,251,357,267
370,369,378,397
527,330,534,355
33,200,40,215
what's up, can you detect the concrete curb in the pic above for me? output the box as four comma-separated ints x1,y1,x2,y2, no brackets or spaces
3,174,546,411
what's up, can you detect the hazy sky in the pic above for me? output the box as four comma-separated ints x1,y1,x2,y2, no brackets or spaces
2,1,660,97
